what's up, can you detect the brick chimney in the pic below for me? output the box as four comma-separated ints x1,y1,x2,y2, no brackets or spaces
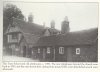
61,16,70,34
50,20,55,29
28,13,33,23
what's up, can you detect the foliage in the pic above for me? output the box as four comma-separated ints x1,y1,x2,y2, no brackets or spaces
3,3,24,32
3,3,24,46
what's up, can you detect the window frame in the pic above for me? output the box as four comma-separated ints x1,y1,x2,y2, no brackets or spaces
76,48,80,55
38,48,40,53
47,47,51,54
12,34,18,39
10,44,15,49
59,47,64,54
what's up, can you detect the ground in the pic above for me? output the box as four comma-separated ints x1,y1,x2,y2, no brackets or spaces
3,55,40,62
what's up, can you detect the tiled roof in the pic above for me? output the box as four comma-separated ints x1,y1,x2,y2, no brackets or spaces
34,28,98,47
13,18,60,36
48,28,60,35
34,35,58,46
13,18,60,45
23,33,40,45
13,18,45,36
58,28,98,46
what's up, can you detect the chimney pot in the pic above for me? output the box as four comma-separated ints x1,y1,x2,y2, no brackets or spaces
28,13,33,23
51,20,55,29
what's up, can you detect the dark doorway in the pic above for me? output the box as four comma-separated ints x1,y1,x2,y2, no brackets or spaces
23,46,26,57
28,48,32,58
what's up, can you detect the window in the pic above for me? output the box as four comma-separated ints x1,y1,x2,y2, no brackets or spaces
10,44,15,49
38,48,40,53
12,34,17,39
32,50,34,54
76,48,80,55
8,35,10,42
59,47,64,54
15,48,19,51
47,47,50,54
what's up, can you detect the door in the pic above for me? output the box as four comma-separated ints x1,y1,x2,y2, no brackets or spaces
23,46,26,57
43,48,45,61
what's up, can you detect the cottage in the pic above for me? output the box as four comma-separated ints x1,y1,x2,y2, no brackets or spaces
4,15,98,62
5,15,60,57
33,28,98,62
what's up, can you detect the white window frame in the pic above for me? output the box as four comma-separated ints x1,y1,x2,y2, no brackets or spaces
59,47,64,54
76,48,80,55
47,47,50,54
38,48,40,53
32,50,34,54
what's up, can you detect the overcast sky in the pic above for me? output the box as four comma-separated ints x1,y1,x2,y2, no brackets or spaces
4,2,98,32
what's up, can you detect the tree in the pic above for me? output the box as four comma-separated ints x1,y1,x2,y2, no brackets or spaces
3,3,24,47
3,3,24,32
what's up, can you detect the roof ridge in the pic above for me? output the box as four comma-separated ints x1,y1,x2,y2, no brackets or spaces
13,17,44,27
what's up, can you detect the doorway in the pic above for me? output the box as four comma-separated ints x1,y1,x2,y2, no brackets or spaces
23,46,26,57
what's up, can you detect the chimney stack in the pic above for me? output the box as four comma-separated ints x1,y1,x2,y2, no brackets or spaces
50,20,55,29
28,13,33,23
61,16,70,34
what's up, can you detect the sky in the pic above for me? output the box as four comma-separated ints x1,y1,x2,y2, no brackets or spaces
4,2,98,32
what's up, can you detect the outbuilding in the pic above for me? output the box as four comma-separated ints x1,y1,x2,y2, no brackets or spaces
33,28,98,62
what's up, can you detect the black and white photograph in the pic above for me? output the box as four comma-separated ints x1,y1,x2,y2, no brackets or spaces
3,1,98,62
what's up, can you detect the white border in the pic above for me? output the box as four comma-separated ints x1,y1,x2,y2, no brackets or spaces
0,0,100,72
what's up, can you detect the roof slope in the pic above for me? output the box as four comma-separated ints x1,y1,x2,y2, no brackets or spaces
58,28,98,46
23,33,40,45
13,18,60,45
35,28,98,46
48,28,60,35
13,18,45,36
34,35,58,46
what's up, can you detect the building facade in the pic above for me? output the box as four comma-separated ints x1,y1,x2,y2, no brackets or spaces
32,28,98,62
4,17,98,62
5,17,60,57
